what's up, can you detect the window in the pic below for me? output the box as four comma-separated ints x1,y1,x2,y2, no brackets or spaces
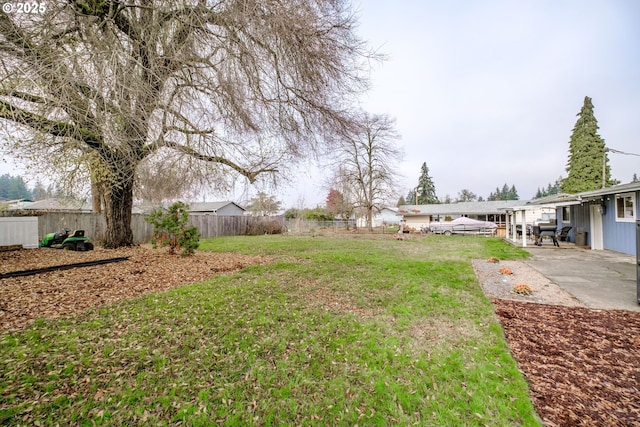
615,193,636,222
561,206,570,223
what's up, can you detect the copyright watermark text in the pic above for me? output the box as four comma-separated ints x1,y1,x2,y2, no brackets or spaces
2,2,46,14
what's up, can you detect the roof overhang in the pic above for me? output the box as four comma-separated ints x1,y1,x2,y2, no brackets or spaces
503,201,581,212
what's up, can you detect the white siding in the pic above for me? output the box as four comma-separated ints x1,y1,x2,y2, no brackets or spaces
0,217,39,248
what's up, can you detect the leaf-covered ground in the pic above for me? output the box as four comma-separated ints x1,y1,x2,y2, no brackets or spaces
2,244,639,426
0,246,269,333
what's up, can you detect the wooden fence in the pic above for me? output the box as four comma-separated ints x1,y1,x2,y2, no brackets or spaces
0,211,284,244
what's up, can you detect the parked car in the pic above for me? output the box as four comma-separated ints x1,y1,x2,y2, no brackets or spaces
429,217,497,236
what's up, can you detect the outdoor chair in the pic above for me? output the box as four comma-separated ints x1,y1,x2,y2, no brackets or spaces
558,226,572,242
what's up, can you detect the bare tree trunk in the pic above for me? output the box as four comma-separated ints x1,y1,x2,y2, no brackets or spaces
91,180,103,214
103,177,134,247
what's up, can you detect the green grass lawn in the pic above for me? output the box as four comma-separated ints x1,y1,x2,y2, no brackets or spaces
1,234,540,426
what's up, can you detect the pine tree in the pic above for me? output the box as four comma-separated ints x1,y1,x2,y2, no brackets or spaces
415,162,438,204
535,188,543,199
500,183,510,200
561,96,612,193
487,187,500,201
487,183,518,200
405,190,415,205
534,176,564,199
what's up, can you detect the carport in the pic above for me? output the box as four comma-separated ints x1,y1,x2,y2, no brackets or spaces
503,198,581,248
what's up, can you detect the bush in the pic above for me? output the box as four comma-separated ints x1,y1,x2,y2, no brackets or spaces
145,201,200,257
247,219,286,235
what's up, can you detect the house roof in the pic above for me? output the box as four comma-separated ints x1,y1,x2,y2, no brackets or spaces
574,181,640,200
526,193,579,205
398,200,525,216
379,207,398,214
8,198,92,211
503,193,583,211
188,201,246,212
519,181,640,209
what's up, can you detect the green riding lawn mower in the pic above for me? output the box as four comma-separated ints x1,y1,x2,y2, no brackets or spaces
40,228,94,251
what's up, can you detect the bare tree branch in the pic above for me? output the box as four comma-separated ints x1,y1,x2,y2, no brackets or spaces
332,111,403,231
0,1,377,246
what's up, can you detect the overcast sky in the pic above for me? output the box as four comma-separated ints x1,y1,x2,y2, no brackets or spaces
283,0,640,207
2,1,639,208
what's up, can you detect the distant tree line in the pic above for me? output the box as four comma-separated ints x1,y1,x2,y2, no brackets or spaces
0,174,61,201
487,184,519,201
534,177,563,199
284,207,335,221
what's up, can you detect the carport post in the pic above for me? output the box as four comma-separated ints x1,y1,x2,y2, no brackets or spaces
521,210,527,248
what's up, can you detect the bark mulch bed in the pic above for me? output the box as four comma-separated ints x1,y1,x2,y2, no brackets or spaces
493,298,640,427
0,246,270,333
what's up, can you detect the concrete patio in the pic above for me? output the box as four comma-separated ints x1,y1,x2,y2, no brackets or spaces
511,241,639,312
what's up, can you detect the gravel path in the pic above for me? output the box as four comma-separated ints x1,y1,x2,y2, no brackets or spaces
471,258,583,307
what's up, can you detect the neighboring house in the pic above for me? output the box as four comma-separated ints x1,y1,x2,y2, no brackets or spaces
7,198,92,212
378,207,400,226
132,200,248,215
355,207,400,228
188,201,246,216
398,200,526,234
511,181,639,256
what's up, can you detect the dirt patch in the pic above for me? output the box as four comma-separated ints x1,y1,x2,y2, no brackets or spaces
0,246,270,333
473,258,640,426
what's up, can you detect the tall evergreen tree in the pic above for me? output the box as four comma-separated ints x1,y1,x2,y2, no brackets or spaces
501,184,510,200
561,96,612,193
415,162,438,204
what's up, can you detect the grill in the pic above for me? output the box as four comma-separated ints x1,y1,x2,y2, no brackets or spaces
533,225,559,247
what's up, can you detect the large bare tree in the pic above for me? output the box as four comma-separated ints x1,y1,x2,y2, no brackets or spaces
0,0,373,246
335,112,402,231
